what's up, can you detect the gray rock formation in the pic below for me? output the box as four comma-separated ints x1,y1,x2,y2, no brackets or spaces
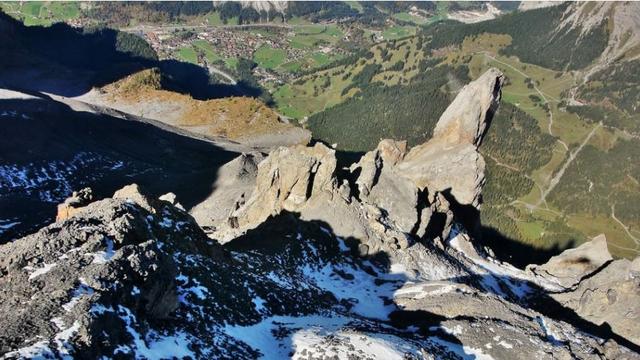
398,68,504,208
2,68,639,359
552,256,640,347
213,69,505,257
528,234,640,347
2,185,638,359
190,152,265,230
528,234,613,288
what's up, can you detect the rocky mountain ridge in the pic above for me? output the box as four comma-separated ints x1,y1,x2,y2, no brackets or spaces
1,69,639,359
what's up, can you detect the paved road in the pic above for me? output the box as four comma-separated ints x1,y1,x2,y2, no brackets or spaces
208,66,237,85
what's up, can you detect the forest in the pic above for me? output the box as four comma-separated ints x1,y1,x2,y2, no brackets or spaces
548,140,640,224
419,3,608,71
307,63,468,152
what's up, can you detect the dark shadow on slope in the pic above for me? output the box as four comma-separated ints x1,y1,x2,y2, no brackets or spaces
479,226,577,269
159,60,265,101
0,97,239,243
225,211,392,271
0,11,157,95
0,11,263,100
223,211,475,357
436,188,577,269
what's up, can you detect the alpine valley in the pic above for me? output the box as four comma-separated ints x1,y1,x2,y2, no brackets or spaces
0,2,639,360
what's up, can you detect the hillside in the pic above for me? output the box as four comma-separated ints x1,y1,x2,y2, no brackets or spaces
83,68,311,149
276,2,640,265
0,88,241,244
1,68,639,359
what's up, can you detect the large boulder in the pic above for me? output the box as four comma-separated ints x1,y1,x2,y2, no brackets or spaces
527,234,613,288
190,152,265,229
532,235,640,347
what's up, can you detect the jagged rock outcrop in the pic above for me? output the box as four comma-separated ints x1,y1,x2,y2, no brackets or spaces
527,234,613,288
398,68,504,208
236,143,338,227
0,190,216,357
2,185,638,359
213,69,505,257
552,256,640,347
55,188,93,221
528,234,640,347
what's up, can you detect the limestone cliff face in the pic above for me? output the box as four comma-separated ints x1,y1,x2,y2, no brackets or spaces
2,68,639,359
214,68,505,255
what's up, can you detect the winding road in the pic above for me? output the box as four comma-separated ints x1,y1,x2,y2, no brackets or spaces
611,204,640,247
208,66,237,85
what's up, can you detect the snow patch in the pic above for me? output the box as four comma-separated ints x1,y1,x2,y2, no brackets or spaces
25,263,57,280
85,237,116,264
62,281,95,312
0,219,20,235
252,296,267,313
118,305,196,359
300,262,404,320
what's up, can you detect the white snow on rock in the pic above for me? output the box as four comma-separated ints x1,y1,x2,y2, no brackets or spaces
62,280,95,312
0,219,20,235
300,261,406,320
85,237,116,264
291,328,423,360
25,262,57,280
0,152,126,203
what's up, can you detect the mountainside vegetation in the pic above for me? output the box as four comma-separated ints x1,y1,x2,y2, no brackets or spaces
421,3,608,71
287,3,640,262
307,64,467,151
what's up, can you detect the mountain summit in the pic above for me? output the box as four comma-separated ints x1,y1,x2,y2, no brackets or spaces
1,69,638,359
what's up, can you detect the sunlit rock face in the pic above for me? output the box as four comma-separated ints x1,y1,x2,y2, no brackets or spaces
1,70,638,359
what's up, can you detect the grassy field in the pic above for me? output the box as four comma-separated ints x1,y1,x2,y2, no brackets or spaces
393,12,428,25
253,45,287,69
192,39,222,63
177,46,198,64
290,24,343,49
273,36,427,118
382,26,416,41
206,12,223,25
224,59,239,71
273,61,360,118
0,1,80,26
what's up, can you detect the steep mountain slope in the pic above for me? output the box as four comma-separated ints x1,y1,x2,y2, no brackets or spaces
81,68,311,149
280,2,640,264
0,89,240,244
1,70,638,359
